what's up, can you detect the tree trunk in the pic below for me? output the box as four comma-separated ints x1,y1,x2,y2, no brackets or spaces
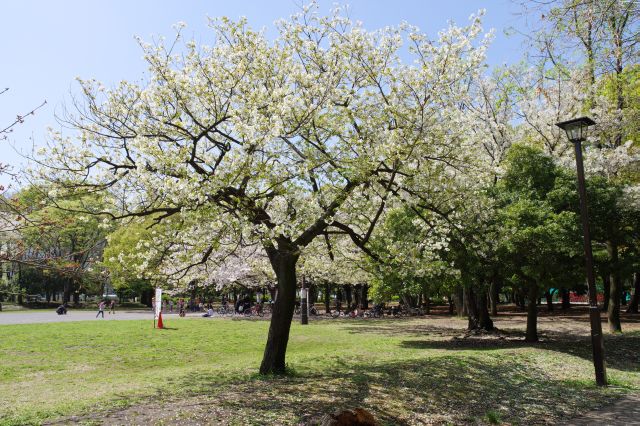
361,284,369,309
607,242,622,333
477,287,493,331
465,286,494,331
454,288,465,316
401,293,416,309
517,290,526,311
464,287,476,329
545,289,554,312
525,283,539,342
561,288,571,310
489,278,499,316
260,248,299,375
354,284,362,309
627,273,640,314
63,279,71,304
343,285,353,310
324,283,331,314
309,283,319,310
602,274,611,312
607,275,622,331
448,295,454,315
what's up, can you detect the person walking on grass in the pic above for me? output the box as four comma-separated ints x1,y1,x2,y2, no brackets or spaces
96,300,106,318
109,299,116,315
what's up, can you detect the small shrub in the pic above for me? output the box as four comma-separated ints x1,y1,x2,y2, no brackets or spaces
485,410,501,424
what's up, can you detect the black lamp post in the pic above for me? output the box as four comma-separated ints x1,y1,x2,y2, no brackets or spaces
301,275,308,325
556,116,607,386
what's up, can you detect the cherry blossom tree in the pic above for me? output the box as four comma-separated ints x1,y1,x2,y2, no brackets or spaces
34,4,489,373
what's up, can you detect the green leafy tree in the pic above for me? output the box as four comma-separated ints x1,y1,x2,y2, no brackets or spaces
496,145,582,341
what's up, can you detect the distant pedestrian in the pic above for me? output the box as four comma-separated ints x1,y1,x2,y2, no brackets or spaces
96,301,106,318
169,300,174,313
109,300,116,315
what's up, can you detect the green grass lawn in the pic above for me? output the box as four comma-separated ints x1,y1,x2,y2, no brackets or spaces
0,316,639,425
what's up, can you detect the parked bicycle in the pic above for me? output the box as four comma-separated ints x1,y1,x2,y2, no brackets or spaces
364,303,385,318
217,305,232,316
244,303,264,317
294,303,318,316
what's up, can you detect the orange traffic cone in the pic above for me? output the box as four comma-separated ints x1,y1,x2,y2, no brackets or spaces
157,311,164,329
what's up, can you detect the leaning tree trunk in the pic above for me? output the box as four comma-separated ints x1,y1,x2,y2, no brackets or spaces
627,273,640,314
607,242,622,333
260,249,299,375
525,283,539,342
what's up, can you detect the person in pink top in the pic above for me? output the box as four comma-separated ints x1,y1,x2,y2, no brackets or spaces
96,301,106,318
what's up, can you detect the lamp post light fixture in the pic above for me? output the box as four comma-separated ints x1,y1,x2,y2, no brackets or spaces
556,116,607,386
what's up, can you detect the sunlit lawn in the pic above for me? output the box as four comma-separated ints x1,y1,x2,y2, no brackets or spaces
0,315,639,425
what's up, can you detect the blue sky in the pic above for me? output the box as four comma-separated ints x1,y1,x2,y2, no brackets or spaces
0,0,530,170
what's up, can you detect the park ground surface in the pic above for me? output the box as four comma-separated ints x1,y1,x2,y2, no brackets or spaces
0,308,639,425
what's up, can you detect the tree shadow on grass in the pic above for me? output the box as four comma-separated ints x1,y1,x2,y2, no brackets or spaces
65,354,628,426
343,318,640,373
399,331,640,373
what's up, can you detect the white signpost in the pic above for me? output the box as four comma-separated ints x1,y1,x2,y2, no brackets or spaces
154,287,162,327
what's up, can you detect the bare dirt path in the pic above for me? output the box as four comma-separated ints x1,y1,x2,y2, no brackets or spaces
0,309,209,325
